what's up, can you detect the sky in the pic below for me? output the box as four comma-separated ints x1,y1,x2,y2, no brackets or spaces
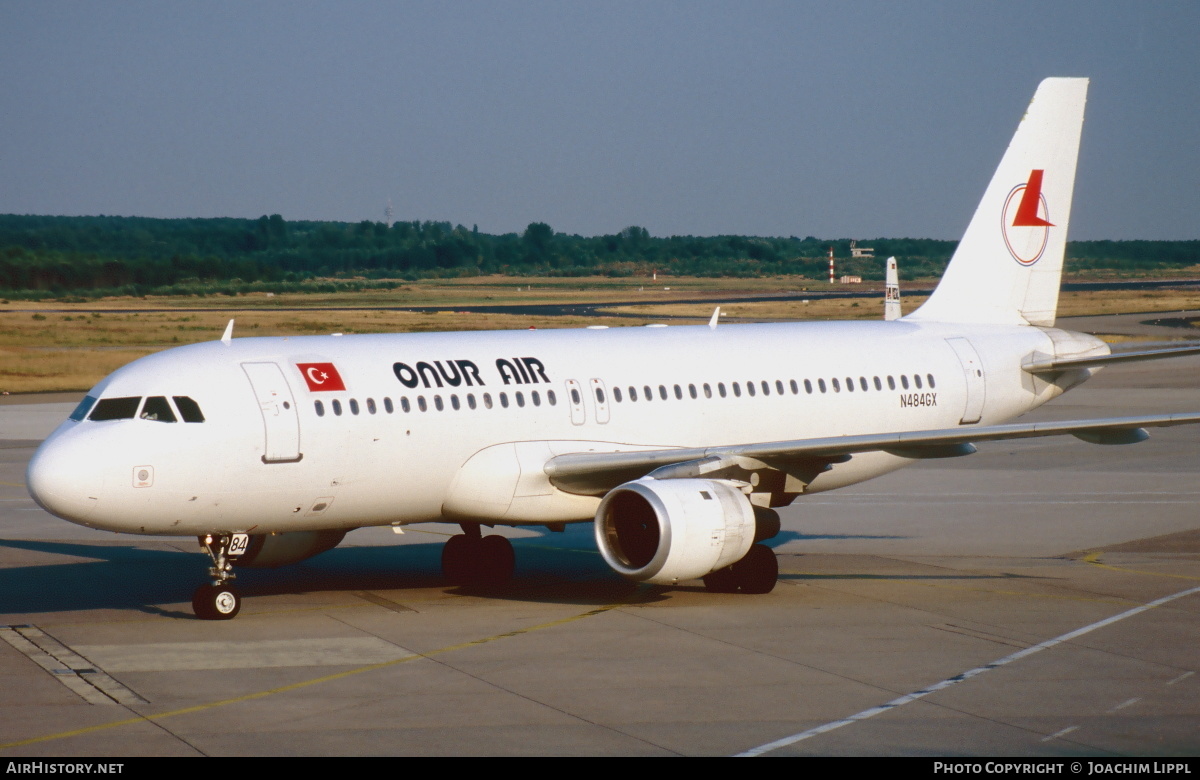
2,1,1197,240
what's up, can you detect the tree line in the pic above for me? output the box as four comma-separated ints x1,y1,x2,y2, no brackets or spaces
0,214,1194,298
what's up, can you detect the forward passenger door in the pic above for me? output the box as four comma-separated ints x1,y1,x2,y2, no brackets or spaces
242,362,302,463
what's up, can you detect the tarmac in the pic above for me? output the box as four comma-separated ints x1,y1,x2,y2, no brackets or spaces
0,315,1197,756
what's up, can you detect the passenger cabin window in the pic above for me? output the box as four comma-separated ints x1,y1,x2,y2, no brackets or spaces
89,397,142,421
315,400,325,417
140,396,177,422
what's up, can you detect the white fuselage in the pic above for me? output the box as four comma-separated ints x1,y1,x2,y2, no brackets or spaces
27,318,1091,537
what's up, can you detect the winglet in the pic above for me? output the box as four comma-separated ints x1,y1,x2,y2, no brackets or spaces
221,319,234,345
709,307,720,330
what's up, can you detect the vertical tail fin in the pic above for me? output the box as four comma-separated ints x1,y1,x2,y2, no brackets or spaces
883,256,901,320
907,78,1088,326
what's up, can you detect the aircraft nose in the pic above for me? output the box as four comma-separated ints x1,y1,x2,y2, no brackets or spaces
26,435,103,524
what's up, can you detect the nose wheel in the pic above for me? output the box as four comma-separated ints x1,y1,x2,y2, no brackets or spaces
193,534,243,620
192,582,241,620
441,525,515,587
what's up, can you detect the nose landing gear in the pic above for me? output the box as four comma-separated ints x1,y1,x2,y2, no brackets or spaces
193,534,242,620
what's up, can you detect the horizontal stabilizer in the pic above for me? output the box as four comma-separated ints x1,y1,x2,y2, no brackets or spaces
545,413,1200,496
1023,343,1200,373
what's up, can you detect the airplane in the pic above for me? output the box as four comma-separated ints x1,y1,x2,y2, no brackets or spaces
26,78,1200,619
884,256,900,321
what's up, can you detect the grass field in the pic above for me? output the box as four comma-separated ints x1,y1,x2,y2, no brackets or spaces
1,276,1197,393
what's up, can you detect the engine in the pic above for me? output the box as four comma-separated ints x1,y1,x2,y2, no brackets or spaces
237,530,347,568
594,478,770,585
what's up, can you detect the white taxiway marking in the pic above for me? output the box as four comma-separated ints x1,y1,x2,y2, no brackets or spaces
1166,671,1193,686
1108,697,1141,712
736,584,1200,757
73,637,415,672
1041,726,1080,743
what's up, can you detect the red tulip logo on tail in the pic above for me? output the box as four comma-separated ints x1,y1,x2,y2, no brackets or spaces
1001,169,1053,266
297,363,346,392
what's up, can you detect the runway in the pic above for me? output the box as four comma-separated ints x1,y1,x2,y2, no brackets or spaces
0,346,1197,756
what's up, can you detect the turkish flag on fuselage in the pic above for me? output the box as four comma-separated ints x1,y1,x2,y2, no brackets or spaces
296,362,346,392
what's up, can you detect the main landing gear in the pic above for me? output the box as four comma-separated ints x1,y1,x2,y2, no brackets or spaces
702,543,779,594
193,534,242,620
441,524,515,587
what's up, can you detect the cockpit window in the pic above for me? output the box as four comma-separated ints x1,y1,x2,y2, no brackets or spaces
173,396,205,423
140,396,177,422
89,397,142,421
69,395,98,421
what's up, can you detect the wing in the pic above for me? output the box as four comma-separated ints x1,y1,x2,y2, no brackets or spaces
544,413,1200,497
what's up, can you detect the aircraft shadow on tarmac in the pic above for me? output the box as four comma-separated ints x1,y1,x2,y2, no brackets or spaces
0,524,1039,618
0,536,653,616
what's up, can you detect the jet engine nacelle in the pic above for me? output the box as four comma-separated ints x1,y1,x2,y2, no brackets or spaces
237,530,347,568
594,479,757,585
